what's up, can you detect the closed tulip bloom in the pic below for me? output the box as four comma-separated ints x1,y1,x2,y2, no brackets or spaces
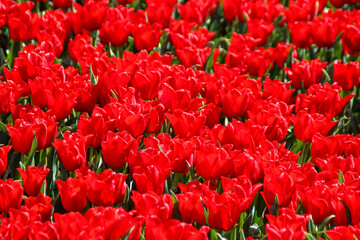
101,131,141,169
219,87,254,119
333,61,360,91
194,143,233,180
8,10,41,42
73,0,108,31
0,179,23,213
6,120,34,154
132,22,162,51
52,132,88,172
292,110,338,143
17,166,50,197
86,169,128,207
132,191,173,221
0,146,11,176
285,59,327,90
56,178,87,212
99,19,131,47
25,193,53,222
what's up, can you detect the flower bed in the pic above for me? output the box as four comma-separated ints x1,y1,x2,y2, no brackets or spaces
0,0,360,239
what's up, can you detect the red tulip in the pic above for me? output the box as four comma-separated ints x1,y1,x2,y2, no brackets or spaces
285,59,327,90
17,166,50,197
6,120,34,154
25,193,53,222
52,132,88,172
86,169,128,207
52,0,73,9
219,87,254,119
311,17,337,48
101,131,141,169
266,209,309,240
132,22,162,51
292,110,338,143
146,3,173,28
165,110,206,138
99,19,131,47
0,81,20,115
132,191,173,221
145,215,209,240
297,182,336,224
8,9,41,42
193,143,233,180
73,0,108,31
342,24,360,55
288,21,312,49
0,179,23,213
56,178,87,212
77,113,109,148
295,83,355,118
263,168,296,208
0,145,11,176
222,0,248,22
333,61,360,91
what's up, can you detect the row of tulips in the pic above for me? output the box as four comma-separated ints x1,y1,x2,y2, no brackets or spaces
1,0,360,239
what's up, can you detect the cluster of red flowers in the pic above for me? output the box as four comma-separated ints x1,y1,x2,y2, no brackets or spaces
1,0,360,239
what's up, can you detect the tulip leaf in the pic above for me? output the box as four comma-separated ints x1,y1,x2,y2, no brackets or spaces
170,190,178,204
248,224,261,237
216,232,227,240
339,199,352,225
56,123,78,138
321,69,331,83
305,233,317,240
200,197,209,225
0,121,6,133
89,65,98,86
46,147,57,197
318,215,335,232
121,227,134,240
285,45,293,68
25,133,37,166
307,216,317,235
338,170,344,184
263,61,273,79
110,90,118,100
186,160,196,181
107,43,116,58
270,194,279,217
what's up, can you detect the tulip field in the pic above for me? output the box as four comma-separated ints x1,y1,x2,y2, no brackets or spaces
1,0,360,239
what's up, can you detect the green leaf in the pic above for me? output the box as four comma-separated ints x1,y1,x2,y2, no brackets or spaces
170,190,178,204
321,69,331,83
263,61,273,78
216,232,227,240
56,123,78,138
338,170,345,183
26,133,38,166
285,44,294,68
0,121,6,132
248,223,261,237
121,227,134,240
307,217,317,235
340,199,352,225
89,65,98,86
318,215,335,231
200,197,209,225
305,232,317,240
270,194,279,217
110,90,118,100
186,160,196,181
